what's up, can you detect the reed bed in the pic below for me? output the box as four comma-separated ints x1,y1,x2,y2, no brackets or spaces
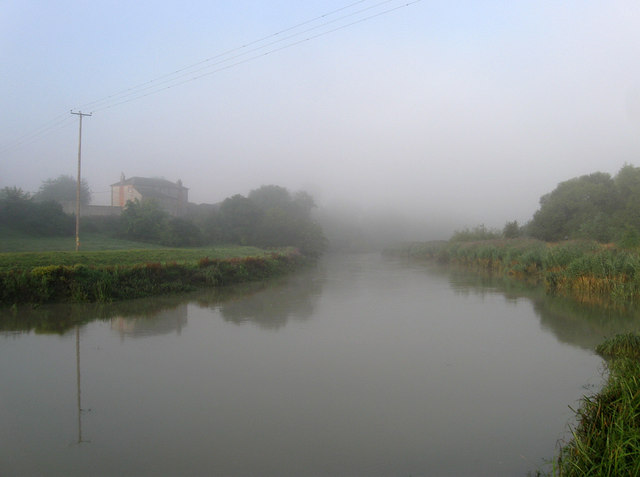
406,239,640,306
552,334,640,476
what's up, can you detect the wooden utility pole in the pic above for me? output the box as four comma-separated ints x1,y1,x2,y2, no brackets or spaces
71,111,91,251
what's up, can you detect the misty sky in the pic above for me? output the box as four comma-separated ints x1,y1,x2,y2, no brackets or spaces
2,1,640,230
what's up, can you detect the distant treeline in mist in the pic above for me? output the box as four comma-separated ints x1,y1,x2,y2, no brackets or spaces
526,164,640,244
450,163,640,246
0,184,326,257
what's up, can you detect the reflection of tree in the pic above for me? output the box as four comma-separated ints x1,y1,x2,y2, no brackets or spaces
439,265,640,350
194,264,324,330
0,263,324,334
0,294,196,335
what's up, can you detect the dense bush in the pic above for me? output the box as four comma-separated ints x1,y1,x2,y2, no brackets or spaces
200,185,327,256
160,217,204,247
2,182,327,257
0,187,73,236
527,164,640,244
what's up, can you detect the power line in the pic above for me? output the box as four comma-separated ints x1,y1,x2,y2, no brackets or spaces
91,0,421,112
0,114,76,155
84,0,402,112
2,0,422,153
79,0,372,113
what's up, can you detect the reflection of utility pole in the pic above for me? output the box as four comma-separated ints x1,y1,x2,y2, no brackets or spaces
75,325,89,444
71,111,91,252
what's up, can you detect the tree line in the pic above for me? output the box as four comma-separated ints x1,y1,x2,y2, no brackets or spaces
0,177,326,256
453,164,640,246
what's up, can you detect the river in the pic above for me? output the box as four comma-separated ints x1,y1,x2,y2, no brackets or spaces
2,253,639,476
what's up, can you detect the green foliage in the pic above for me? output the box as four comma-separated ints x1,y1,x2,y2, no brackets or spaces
215,194,263,245
160,217,204,247
0,249,305,305
120,199,169,242
554,334,640,476
0,186,73,236
0,229,163,253
503,220,520,239
0,246,280,271
201,186,326,256
450,224,501,242
248,185,326,256
406,237,640,305
596,333,640,360
529,172,620,242
542,240,600,270
35,174,91,205
617,226,640,250
527,165,640,243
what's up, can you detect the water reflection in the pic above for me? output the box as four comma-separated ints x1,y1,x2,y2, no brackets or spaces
197,265,324,329
437,264,640,350
110,305,188,339
0,254,628,477
0,262,324,335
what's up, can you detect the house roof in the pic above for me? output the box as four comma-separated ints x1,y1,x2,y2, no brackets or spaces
111,176,188,190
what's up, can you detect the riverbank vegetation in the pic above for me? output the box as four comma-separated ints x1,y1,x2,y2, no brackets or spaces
0,248,305,305
387,165,640,475
551,333,640,476
390,238,640,307
0,182,324,305
0,183,327,257
389,165,640,308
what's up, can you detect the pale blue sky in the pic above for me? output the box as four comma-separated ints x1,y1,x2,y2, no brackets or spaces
2,1,640,231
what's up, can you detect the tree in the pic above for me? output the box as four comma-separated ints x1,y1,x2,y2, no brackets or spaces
36,175,91,206
613,163,640,233
216,194,264,244
503,220,520,239
160,217,203,247
120,199,168,241
0,187,32,226
248,185,326,255
206,186,326,255
528,172,619,242
248,185,291,211
0,186,72,236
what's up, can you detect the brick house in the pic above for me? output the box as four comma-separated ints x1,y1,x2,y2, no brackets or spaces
111,174,189,217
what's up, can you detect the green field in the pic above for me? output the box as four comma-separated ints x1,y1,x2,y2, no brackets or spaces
0,229,163,253
0,230,284,271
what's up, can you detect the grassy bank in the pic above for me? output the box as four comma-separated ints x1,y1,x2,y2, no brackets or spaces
552,334,640,476
393,239,640,306
0,248,305,305
0,229,166,252
0,245,287,271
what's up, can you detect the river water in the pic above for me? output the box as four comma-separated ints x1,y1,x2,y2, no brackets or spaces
2,253,640,476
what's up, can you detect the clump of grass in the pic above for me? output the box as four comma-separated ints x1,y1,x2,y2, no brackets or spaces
552,334,640,476
596,333,640,361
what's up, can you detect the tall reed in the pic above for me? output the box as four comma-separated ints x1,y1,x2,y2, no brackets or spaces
552,334,640,476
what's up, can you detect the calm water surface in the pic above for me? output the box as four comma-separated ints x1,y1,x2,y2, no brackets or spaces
2,253,639,476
